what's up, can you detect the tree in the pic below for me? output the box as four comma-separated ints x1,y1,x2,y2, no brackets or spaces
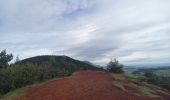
107,58,124,73
15,56,20,63
0,50,13,68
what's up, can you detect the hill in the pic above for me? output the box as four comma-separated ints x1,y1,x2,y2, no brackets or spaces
17,55,102,71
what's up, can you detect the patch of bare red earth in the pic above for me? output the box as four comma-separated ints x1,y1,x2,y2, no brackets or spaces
18,71,170,100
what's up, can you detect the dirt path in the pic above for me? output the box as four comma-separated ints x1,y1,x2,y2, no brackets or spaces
17,71,169,100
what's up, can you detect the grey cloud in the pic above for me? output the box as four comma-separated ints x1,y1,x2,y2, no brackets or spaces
0,0,170,66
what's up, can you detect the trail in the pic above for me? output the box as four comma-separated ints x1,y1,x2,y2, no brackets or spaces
17,71,170,100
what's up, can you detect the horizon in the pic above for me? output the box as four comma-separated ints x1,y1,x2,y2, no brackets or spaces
1,0,170,66
10,54,170,67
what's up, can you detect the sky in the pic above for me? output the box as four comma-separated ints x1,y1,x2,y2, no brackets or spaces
0,0,170,66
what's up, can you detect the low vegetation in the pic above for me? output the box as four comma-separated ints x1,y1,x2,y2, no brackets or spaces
112,73,169,98
144,71,170,90
0,75,66,100
112,80,126,91
0,63,69,96
130,67,170,91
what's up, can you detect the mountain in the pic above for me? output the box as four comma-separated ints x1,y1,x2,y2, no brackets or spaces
16,55,102,71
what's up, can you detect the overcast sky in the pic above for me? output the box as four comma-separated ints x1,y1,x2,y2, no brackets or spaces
0,0,170,66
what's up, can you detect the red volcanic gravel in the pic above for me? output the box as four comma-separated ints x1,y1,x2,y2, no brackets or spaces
17,71,170,100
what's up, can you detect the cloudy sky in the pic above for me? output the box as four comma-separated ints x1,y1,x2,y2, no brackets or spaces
0,0,170,66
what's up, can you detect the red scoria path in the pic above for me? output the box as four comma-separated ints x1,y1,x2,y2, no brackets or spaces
17,71,170,100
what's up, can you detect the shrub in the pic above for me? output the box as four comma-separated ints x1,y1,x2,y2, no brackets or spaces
0,63,62,95
107,58,124,73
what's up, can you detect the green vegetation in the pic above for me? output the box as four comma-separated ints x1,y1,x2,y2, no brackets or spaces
0,86,25,100
111,73,167,97
0,50,102,97
107,58,124,73
138,86,156,96
0,76,66,100
0,50,13,68
144,71,170,90
0,63,62,95
129,67,170,91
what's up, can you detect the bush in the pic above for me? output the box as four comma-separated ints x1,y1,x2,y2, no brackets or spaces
0,63,64,95
107,58,124,73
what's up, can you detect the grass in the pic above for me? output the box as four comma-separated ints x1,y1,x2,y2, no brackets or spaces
0,87,25,100
112,81,126,91
137,86,163,99
112,73,127,91
111,73,166,98
138,86,156,96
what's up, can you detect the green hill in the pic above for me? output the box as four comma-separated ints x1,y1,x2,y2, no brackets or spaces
16,55,101,71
